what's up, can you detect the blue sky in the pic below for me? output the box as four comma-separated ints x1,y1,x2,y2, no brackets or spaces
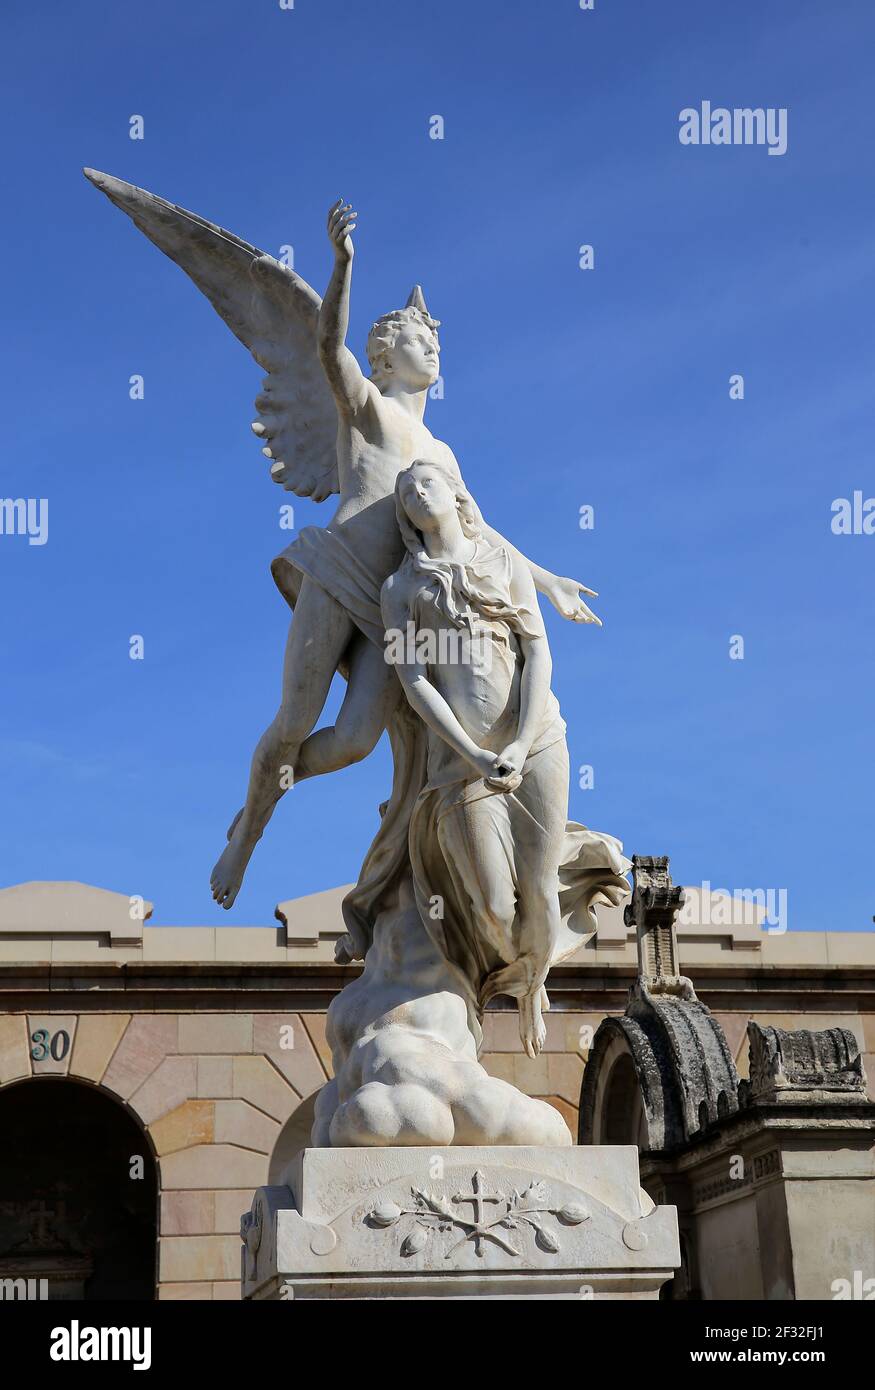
1,0,872,930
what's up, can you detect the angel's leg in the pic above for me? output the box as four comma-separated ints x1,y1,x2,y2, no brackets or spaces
211,578,354,908
293,631,400,781
221,629,399,845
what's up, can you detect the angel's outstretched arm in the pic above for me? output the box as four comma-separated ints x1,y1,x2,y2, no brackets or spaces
318,201,370,414
479,522,602,625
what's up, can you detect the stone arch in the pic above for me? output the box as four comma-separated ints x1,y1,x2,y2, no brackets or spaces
0,1007,335,1297
603,1051,645,1145
580,991,740,1152
579,1022,658,1147
268,1092,319,1183
0,1075,159,1299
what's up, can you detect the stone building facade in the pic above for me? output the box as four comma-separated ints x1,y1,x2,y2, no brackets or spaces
577,858,874,1300
0,879,872,1300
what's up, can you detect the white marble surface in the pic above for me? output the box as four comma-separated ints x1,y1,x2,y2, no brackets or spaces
87,170,630,1147
241,1146,680,1299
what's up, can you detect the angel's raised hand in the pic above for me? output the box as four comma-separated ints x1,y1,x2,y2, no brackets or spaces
327,199,358,262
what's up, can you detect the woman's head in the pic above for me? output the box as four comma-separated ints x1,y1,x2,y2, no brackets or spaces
392,460,523,634
395,459,482,553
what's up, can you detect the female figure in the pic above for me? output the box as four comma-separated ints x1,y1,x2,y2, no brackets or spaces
382,460,629,1057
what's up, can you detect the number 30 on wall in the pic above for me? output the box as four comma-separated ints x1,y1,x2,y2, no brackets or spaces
30,1028,70,1063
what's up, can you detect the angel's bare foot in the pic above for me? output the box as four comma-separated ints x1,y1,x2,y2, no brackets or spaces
519,989,547,1060
226,807,244,841
210,821,258,910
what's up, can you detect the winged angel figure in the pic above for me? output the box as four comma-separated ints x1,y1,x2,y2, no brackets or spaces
84,172,600,911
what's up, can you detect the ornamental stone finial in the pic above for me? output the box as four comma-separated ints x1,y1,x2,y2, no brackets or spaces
625,854,692,1000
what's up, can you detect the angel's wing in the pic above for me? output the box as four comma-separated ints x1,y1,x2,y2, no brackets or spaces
84,169,339,502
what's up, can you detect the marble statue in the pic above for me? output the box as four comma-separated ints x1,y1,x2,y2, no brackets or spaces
86,171,631,1148
384,460,629,1058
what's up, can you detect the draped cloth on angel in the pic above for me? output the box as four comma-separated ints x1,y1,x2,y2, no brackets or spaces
272,524,392,649
272,526,630,1022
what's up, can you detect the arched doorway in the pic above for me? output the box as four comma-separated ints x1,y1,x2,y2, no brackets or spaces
0,1078,158,1300
603,1053,641,1144
579,1028,649,1148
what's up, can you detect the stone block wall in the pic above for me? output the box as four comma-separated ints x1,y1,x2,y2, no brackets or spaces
1,993,872,1297
0,1010,331,1300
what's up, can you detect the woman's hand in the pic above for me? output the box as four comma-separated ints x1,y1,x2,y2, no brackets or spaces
467,746,502,781
483,741,528,792
467,746,521,790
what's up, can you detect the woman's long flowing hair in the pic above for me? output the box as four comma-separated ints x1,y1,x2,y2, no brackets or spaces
393,460,526,635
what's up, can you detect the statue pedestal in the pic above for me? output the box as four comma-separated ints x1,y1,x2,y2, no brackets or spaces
241,1146,680,1300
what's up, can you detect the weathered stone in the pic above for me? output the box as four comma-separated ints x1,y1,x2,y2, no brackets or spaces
252,1013,325,1097
641,1099,875,1301
214,1099,280,1153
158,1281,212,1300
0,1014,30,1084
160,1143,268,1191
179,1015,253,1056
196,1055,234,1098
160,1234,241,1283
150,1100,215,1155
212,1281,241,1300
130,1055,198,1126
214,1189,260,1235
232,1056,299,1122
102,1015,179,1100
581,857,739,1149
299,1014,333,1077
161,1189,216,1236
744,1022,868,1104
69,1014,130,1083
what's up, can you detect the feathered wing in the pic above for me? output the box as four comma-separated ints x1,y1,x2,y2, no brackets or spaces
84,169,339,501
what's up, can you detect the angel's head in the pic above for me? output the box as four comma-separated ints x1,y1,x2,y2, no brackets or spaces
367,290,440,392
